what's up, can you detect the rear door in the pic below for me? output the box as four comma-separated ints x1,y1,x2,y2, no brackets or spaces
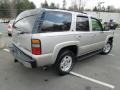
75,15,96,56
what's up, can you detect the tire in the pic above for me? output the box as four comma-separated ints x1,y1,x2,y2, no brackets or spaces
8,33,12,37
14,59,18,63
101,41,112,55
54,50,76,75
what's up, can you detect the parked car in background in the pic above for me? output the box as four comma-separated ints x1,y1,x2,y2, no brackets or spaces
10,9,114,75
0,19,4,23
103,20,118,30
7,19,15,36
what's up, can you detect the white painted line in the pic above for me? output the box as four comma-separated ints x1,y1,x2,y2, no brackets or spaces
70,72,115,89
3,49,10,52
108,54,115,56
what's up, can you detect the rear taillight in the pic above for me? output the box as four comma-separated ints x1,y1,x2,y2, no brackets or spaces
31,39,41,55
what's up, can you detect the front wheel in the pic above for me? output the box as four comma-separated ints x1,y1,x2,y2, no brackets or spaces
54,50,75,75
101,41,112,54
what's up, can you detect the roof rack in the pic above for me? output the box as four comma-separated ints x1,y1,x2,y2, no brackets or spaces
80,12,87,14
66,9,87,14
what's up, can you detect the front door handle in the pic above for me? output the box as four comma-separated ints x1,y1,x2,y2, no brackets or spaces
76,35,82,39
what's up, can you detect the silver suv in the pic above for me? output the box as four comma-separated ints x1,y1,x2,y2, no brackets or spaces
10,9,114,75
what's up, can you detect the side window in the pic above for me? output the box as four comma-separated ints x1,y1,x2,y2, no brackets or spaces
40,11,72,32
76,16,89,31
91,18,103,31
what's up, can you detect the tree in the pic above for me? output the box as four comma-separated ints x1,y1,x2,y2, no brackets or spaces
93,6,106,12
16,0,36,15
41,0,49,8
73,4,79,11
78,0,86,11
41,1,59,9
0,0,11,18
16,0,32,14
0,0,36,18
106,5,115,12
68,0,86,12
85,8,91,11
63,0,66,9
101,6,106,12
49,3,57,9
93,6,98,11
56,4,60,9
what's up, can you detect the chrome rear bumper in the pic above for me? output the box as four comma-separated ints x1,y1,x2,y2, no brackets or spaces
10,44,37,68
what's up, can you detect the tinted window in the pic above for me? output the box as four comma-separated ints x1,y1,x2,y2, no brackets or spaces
91,18,103,31
14,9,41,33
40,11,72,32
76,16,89,31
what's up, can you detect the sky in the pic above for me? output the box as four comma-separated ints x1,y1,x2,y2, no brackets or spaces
29,0,120,9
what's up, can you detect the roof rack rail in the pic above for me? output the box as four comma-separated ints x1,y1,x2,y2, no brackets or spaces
80,12,87,14
66,9,87,14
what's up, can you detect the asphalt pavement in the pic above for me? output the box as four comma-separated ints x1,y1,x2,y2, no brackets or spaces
0,23,120,90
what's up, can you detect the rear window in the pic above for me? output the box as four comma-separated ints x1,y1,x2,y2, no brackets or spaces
14,15,37,32
76,16,89,31
13,9,41,32
39,11,72,32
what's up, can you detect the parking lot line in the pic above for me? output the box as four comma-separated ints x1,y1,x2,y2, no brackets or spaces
70,72,115,89
3,49,10,52
108,54,115,56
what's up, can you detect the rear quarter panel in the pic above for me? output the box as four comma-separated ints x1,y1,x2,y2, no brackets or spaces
32,32,79,64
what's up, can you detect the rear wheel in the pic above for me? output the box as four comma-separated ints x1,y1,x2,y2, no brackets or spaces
101,41,112,54
14,59,18,63
8,33,12,37
54,50,75,75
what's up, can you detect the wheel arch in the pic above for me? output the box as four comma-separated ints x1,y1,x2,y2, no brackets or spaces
52,41,79,64
106,35,114,44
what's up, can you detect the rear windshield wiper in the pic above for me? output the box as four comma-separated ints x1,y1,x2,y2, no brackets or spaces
16,29,29,34
19,31,29,34
13,14,38,28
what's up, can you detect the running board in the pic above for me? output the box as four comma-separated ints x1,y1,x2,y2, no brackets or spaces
77,50,102,61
